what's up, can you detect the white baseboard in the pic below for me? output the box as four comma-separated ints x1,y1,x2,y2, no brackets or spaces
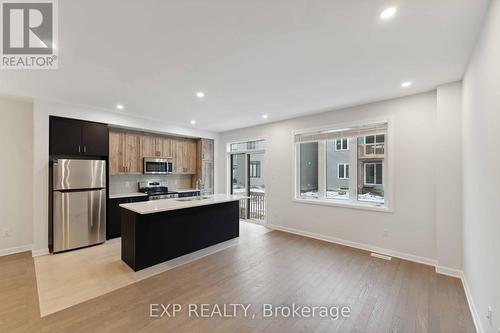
267,224,437,267
0,244,32,257
267,224,483,333
435,265,463,278
461,272,484,333
32,248,50,257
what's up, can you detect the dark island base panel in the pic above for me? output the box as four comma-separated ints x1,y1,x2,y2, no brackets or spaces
121,201,240,271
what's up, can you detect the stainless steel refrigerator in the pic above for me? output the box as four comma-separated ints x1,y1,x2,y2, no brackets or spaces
53,159,106,253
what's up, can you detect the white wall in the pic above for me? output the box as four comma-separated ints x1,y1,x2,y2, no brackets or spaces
435,82,463,271
32,100,219,254
462,0,500,332
0,98,34,255
218,92,443,262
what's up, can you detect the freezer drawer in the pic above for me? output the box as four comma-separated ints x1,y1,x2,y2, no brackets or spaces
53,159,106,191
53,189,106,252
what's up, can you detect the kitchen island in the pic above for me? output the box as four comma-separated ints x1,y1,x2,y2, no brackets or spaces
119,194,244,271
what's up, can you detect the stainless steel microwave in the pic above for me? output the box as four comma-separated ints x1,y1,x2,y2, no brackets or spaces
143,158,173,174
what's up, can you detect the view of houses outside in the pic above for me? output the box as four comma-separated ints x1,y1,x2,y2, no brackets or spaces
299,142,319,197
326,138,350,200
299,135,385,204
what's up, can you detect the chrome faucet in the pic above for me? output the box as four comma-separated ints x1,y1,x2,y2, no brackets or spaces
195,179,203,199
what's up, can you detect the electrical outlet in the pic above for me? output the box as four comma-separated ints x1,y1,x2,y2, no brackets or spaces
2,228,10,238
487,306,493,323
383,228,389,237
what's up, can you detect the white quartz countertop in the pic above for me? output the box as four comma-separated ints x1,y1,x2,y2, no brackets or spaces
175,188,200,193
109,192,148,199
119,194,247,215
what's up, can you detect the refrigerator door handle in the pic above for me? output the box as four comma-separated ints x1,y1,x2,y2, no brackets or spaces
88,192,93,227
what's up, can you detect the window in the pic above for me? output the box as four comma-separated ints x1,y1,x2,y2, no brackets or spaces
363,134,385,155
230,139,265,153
295,122,387,208
326,140,350,200
364,162,382,185
249,161,261,178
335,138,349,151
299,142,319,198
338,163,349,179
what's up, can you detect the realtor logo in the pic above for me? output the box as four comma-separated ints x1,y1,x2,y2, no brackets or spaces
1,0,58,69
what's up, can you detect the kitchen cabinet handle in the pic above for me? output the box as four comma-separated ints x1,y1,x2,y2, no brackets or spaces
84,146,87,153
78,145,81,153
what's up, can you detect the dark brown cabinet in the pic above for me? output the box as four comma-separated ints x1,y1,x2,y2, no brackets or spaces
50,116,109,156
107,195,148,239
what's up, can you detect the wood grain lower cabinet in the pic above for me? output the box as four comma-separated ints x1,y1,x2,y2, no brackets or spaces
109,130,142,175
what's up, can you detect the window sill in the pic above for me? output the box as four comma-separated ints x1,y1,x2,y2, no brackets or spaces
292,198,393,213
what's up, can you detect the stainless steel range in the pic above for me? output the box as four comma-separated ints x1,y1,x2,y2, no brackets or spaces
138,181,178,200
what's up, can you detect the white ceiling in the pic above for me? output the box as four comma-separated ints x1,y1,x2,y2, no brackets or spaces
0,0,490,132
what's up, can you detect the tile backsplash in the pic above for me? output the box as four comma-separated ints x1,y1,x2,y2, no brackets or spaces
109,174,193,195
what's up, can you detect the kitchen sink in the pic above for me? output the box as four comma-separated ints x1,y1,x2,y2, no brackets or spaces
175,196,210,202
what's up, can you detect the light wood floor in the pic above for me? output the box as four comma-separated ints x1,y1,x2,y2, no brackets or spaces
35,221,271,316
0,228,475,332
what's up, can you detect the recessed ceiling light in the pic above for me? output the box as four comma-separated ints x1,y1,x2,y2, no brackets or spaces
262,114,269,119
380,7,397,20
190,120,196,125
116,104,124,110
401,81,412,88
196,91,205,98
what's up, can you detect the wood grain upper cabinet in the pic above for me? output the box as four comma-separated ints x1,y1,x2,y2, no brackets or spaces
109,130,142,175
161,138,173,158
201,139,214,161
142,135,173,158
172,138,184,173
108,131,123,175
172,138,196,174
187,140,197,173
192,139,214,194
124,133,142,173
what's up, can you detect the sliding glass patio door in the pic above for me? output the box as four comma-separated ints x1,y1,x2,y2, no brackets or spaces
229,141,266,222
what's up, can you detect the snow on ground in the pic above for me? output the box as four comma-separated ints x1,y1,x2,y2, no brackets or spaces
232,186,266,194
300,190,384,204
327,191,349,200
357,192,385,204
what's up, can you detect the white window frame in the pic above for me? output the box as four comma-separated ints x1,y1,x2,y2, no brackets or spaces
249,161,261,178
337,163,349,179
335,138,349,151
364,134,385,156
293,119,393,213
364,162,382,186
